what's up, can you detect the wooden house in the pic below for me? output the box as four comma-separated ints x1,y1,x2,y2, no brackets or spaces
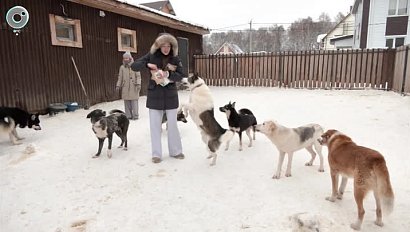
0,0,209,112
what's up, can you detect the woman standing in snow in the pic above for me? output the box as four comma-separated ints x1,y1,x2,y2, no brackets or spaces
131,33,184,163
116,51,141,120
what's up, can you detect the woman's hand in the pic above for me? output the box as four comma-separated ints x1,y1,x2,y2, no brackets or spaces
151,70,165,85
147,63,158,70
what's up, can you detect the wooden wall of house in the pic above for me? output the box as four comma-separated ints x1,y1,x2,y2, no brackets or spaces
0,0,203,112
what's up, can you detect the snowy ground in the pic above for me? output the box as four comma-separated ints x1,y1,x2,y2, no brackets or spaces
1,87,410,232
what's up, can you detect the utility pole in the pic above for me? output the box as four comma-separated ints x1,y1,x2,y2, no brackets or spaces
249,19,252,53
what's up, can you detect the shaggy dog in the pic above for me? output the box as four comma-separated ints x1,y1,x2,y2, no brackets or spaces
219,101,257,151
255,120,324,178
0,107,41,145
86,109,129,158
181,73,235,166
318,129,394,230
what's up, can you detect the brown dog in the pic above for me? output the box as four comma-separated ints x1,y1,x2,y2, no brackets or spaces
318,129,394,230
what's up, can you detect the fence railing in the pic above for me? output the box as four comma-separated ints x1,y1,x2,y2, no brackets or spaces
194,46,410,94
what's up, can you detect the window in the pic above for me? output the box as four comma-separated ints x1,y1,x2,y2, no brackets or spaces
388,0,408,15
396,37,405,47
386,38,394,48
49,14,82,48
385,37,406,48
117,28,137,53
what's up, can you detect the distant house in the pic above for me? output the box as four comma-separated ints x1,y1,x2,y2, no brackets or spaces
141,0,176,16
0,0,209,112
352,0,409,48
320,13,355,50
215,42,244,54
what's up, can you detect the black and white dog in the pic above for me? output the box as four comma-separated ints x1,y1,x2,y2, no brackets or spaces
161,107,188,126
181,73,235,166
0,107,41,145
219,101,257,151
86,109,129,158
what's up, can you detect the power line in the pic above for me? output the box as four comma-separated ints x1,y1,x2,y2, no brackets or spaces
210,21,400,32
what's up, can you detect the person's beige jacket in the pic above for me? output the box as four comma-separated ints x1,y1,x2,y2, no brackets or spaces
116,65,141,100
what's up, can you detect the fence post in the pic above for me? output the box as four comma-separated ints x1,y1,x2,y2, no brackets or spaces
384,49,396,90
278,51,283,88
400,46,409,94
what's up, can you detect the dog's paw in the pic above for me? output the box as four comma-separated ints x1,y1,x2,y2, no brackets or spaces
272,175,281,179
107,150,112,159
318,168,325,172
285,173,292,177
92,154,100,158
305,161,313,166
209,162,216,166
13,141,23,145
350,221,362,230
325,196,336,202
206,155,212,159
374,219,384,227
17,137,25,140
123,147,128,151
337,193,343,199
117,145,123,148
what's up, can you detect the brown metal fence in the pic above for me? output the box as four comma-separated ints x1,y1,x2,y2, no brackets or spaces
194,47,410,93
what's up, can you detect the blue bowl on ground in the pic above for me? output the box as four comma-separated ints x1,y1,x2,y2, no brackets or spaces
64,102,79,112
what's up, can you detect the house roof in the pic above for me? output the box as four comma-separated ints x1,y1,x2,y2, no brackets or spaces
67,0,209,35
351,0,361,14
329,34,353,42
141,1,176,16
322,13,353,40
215,42,244,54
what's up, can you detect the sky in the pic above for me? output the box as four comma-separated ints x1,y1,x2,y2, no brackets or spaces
1,87,410,231
131,0,354,31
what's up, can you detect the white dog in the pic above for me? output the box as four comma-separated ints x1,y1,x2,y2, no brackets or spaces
181,74,235,166
255,120,324,178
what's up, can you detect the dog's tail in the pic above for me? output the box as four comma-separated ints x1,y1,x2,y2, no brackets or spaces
0,116,16,129
109,109,125,115
220,129,235,144
374,160,394,215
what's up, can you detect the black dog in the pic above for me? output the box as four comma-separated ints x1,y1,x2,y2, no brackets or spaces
86,109,129,158
219,102,257,151
0,107,41,145
161,108,188,129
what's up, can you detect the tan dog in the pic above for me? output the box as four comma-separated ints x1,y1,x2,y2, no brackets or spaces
255,120,324,179
318,129,394,230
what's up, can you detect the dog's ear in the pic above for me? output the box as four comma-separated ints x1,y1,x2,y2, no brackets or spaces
267,121,276,132
102,111,106,116
86,112,92,118
232,102,236,108
30,114,36,120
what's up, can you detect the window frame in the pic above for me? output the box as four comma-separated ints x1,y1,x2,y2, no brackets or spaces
388,0,408,16
117,27,137,53
49,14,83,48
385,36,406,48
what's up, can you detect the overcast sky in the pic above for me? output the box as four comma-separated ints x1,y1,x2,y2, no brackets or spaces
130,0,353,31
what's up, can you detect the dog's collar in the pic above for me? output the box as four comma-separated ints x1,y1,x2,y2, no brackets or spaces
191,83,203,91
